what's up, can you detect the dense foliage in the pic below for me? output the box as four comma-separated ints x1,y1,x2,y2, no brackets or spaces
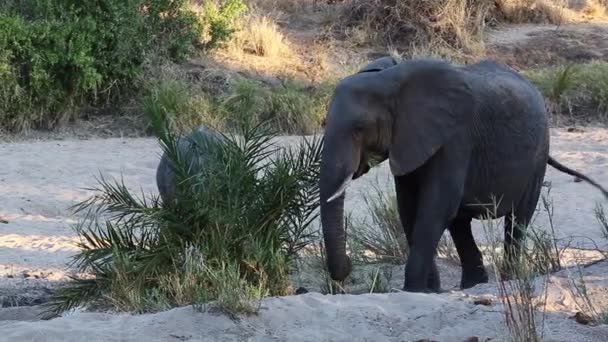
0,0,246,131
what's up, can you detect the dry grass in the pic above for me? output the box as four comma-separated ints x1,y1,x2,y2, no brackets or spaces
563,258,608,326
214,11,305,77
437,234,461,265
581,0,607,16
248,0,342,26
349,182,408,265
493,0,567,24
336,0,492,58
228,13,291,58
480,212,551,342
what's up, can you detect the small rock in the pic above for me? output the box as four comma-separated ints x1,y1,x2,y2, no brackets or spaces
464,337,480,342
574,176,583,183
295,287,309,295
415,339,438,342
473,298,492,306
567,127,585,133
572,311,597,326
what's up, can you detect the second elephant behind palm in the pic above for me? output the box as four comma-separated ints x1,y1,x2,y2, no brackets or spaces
156,126,226,206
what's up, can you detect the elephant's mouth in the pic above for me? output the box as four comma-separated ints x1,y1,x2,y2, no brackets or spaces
353,151,387,180
353,162,370,180
326,151,388,203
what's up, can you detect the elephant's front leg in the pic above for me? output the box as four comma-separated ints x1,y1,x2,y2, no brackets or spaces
402,152,468,293
395,174,439,291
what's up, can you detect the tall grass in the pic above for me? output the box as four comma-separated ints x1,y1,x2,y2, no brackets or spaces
524,61,608,122
562,201,608,326
564,261,608,326
348,182,408,265
43,96,324,317
594,203,608,239
477,188,571,341
139,63,334,136
141,71,224,133
481,210,551,342
220,77,332,134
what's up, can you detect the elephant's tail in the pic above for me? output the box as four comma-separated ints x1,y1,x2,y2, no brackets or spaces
547,156,608,199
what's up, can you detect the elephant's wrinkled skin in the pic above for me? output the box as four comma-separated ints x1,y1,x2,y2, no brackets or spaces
156,126,225,205
319,56,608,293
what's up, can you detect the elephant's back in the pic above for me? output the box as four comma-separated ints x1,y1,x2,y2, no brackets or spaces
155,126,226,204
461,63,550,216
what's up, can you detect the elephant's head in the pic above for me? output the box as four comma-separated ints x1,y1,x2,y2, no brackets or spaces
319,57,476,281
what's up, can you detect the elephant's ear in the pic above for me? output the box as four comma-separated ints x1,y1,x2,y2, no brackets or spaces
357,56,398,74
387,65,475,176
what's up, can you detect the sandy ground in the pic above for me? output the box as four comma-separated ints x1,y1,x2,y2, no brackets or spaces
1,262,607,341
0,126,607,340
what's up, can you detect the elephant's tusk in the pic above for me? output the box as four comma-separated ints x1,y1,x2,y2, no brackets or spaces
326,172,355,203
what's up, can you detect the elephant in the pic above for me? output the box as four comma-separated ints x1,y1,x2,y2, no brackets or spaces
319,56,608,293
156,125,226,205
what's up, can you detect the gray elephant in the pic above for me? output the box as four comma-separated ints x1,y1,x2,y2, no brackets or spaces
156,125,226,205
319,56,608,293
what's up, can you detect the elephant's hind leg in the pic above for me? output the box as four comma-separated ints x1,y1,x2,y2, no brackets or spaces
448,215,488,289
502,170,546,279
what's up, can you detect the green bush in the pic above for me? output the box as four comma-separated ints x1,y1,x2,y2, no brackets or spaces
199,0,248,50
524,62,608,121
0,0,246,131
44,102,323,315
0,12,102,129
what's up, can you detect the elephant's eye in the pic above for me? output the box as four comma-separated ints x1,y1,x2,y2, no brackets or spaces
353,125,364,140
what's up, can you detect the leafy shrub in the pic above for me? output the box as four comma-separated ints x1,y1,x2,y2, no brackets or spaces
0,0,247,131
197,0,248,50
44,99,323,315
0,12,103,130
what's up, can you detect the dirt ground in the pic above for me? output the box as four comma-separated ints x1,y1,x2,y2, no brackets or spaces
486,23,608,69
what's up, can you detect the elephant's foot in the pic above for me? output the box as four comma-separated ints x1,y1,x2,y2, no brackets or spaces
460,266,489,289
403,277,443,294
403,261,443,294
426,263,442,293
402,284,432,293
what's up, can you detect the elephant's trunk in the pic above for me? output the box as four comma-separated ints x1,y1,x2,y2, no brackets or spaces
319,142,357,281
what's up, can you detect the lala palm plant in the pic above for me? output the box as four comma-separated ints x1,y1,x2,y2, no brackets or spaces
44,97,323,316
